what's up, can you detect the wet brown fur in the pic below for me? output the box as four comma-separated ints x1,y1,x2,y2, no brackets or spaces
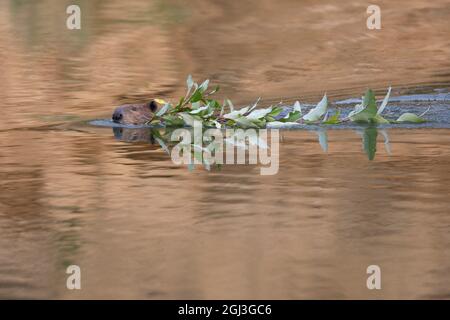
112,100,160,125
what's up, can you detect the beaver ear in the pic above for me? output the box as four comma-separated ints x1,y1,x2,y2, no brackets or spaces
148,100,159,112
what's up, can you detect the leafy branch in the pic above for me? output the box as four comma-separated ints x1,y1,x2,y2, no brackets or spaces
148,76,430,128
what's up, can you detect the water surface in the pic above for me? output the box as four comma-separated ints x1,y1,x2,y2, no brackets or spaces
0,0,450,299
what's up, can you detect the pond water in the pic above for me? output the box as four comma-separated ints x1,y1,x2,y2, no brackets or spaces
0,0,449,299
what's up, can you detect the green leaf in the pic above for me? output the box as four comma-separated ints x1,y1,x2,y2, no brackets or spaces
226,99,234,112
190,89,204,103
223,100,257,120
179,112,202,126
373,114,390,124
148,118,161,125
233,116,259,128
223,110,243,120
251,118,266,128
322,110,341,124
302,94,328,122
206,99,221,110
293,101,302,113
396,113,426,123
198,79,209,93
267,106,283,118
162,115,184,127
156,102,171,117
177,96,185,109
349,89,378,123
246,107,273,120
223,106,250,120
267,121,300,128
189,105,209,114
191,101,202,109
377,86,391,115
186,75,194,93
280,110,302,123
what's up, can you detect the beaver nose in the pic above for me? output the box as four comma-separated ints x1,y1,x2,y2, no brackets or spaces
112,110,123,123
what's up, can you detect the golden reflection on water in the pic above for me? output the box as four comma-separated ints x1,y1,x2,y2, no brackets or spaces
1,0,450,129
0,0,450,299
1,127,449,299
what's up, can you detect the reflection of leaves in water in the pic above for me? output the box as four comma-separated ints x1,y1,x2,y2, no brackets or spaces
356,127,393,160
362,127,378,160
155,137,170,154
315,129,328,152
379,130,391,155
112,126,391,167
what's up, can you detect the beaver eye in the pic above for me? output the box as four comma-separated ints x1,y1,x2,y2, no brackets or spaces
149,101,158,112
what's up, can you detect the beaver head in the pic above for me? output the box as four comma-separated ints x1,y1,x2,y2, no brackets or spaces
112,100,161,125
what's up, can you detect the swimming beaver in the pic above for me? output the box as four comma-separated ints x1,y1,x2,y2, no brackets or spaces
112,100,163,125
